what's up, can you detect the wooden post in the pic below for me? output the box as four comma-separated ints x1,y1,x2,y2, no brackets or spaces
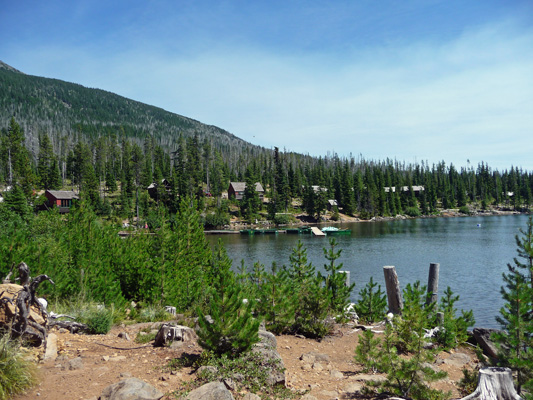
383,266,403,315
426,262,440,306
460,367,523,400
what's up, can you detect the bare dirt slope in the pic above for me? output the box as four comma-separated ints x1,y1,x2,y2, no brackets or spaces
15,323,478,400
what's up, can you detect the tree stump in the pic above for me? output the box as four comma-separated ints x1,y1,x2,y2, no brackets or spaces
383,266,403,315
460,367,523,400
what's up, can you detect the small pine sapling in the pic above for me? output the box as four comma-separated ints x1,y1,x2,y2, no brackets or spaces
322,238,355,319
196,242,260,357
355,277,387,324
435,286,475,350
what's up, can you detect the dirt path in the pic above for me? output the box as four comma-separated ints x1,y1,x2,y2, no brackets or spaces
15,323,478,400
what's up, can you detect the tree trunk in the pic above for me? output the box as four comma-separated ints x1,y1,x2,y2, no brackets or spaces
460,367,523,400
426,262,439,306
383,266,403,315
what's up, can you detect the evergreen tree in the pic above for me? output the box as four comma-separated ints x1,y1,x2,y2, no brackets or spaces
493,217,533,396
37,133,54,189
323,238,355,316
3,184,31,219
241,166,261,222
257,262,296,334
164,198,212,311
196,241,260,357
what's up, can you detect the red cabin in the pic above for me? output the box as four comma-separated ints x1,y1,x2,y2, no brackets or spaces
45,190,78,213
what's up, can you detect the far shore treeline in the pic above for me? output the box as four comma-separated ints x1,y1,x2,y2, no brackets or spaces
1,115,532,228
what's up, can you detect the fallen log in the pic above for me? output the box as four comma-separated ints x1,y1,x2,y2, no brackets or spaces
460,367,523,400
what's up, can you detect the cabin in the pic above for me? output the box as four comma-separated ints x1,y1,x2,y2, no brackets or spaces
147,179,171,199
327,199,338,211
228,182,265,201
45,190,78,213
384,186,425,196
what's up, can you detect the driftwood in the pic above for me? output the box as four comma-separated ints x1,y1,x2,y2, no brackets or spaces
48,319,89,334
460,367,523,400
0,263,54,346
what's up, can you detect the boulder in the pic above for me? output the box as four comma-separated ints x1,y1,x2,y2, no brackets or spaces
472,328,501,359
154,323,197,347
185,381,234,400
251,330,285,386
99,377,164,400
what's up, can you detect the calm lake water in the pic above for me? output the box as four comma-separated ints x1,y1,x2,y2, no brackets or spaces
207,214,530,328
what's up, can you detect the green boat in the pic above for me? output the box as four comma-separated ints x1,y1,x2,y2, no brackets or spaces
321,226,351,235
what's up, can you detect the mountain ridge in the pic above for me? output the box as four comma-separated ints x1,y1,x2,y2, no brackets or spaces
0,60,266,164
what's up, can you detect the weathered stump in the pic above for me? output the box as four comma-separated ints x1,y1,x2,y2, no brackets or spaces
460,367,523,400
426,262,440,306
383,266,403,315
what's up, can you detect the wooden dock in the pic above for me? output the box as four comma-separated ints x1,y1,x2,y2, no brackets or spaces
310,227,326,236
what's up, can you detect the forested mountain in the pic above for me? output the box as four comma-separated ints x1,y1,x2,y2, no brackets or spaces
0,60,265,170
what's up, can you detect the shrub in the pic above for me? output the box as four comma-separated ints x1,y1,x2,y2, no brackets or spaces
0,334,38,400
458,205,471,215
404,206,421,217
204,210,230,229
135,331,156,344
273,213,292,225
133,305,173,322
84,307,114,334
169,350,294,398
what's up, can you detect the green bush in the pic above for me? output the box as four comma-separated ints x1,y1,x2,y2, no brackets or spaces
135,331,156,344
404,206,421,217
171,350,293,398
273,213,292,225
83,307,114,334
458,206,471,215
204,211,230,229
133,305,173,322
0,334,38,400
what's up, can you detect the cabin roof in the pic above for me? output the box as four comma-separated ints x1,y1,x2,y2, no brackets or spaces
229,182,264,192
46,190,79,200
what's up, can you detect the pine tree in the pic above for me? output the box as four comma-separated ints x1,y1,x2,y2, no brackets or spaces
493,216,533,396
196,241,260,357
164,198,212,311
323,238,355,317
258,262,296,334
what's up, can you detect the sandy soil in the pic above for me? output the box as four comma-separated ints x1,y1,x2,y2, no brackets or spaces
15,322,478,400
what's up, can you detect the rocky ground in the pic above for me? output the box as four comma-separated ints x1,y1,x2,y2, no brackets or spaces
14,321,479,400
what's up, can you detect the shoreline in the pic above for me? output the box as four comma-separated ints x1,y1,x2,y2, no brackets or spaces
215,207,530,232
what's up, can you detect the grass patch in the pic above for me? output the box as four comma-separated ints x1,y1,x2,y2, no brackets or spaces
49,299,119,334
0,334,38,400
135,331,157,344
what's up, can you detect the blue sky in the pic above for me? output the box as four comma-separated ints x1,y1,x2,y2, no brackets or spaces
1,1,532,171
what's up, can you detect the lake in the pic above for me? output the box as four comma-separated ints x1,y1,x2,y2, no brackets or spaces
207,214,530,328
